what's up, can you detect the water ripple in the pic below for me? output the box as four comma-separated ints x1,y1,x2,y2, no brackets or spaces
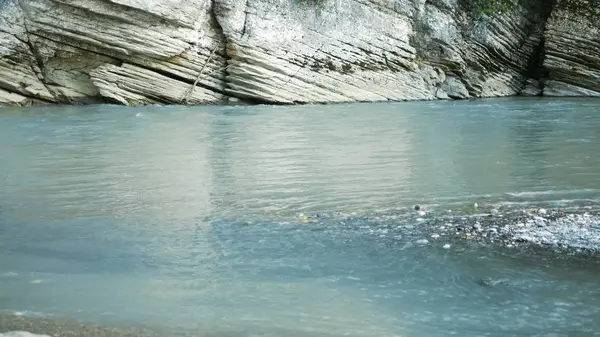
2,99,600,336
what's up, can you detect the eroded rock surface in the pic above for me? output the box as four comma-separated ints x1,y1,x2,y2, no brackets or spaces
1,0,227,106
543,5,600,97
0,0,598,106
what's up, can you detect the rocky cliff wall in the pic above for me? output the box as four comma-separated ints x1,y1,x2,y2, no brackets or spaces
0,0,598,106
543,3,600,96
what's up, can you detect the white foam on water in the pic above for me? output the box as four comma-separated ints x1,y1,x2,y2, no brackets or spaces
0,272,18,278
12,311,50,318
505,189,600,198
0,332,51,337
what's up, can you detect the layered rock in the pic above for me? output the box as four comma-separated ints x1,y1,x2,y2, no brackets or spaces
0,0,599,106
1,0,227,106
543,4,600,96
215,0,547,103
0,0,55,105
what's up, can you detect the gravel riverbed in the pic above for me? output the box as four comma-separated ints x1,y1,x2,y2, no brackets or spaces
298,201,600,256
407,204,600,255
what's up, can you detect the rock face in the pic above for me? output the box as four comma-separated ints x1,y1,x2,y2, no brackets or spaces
0,0,598,106
0,0,227,106
543,5,600,97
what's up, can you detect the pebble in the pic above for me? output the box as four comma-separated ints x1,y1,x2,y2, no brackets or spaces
443,244,451,249
473,223,482,230
418,210,427,217
534,216,547,227
538,208,547,215
415,239,429,245
431,233,440,239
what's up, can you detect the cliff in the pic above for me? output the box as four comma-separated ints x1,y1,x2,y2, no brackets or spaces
0,0,598,106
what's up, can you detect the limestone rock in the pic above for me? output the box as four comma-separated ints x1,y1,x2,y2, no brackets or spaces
90,63,225,105
29,36,121,103
544,80,600,97
520,79,542,96
0,0,599,105
1,0,227,104
543,8,600,96
215,0,441,103
0,0,55,102
0,88,46,106
214,0,542,103
440,76,470,99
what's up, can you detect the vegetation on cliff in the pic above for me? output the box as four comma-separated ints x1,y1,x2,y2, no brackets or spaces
461,0,599,19
461,0,517,15
555,0,600,19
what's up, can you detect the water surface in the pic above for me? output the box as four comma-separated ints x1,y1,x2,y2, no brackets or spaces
1,98,600,336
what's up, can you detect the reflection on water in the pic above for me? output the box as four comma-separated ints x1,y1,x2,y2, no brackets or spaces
1,98,600,336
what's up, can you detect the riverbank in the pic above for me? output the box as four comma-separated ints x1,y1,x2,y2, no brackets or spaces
0,314,164,337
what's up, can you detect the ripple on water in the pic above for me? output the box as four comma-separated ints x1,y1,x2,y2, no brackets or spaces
2,99,600,336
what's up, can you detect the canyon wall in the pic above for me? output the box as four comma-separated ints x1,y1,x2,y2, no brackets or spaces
0,0,598,106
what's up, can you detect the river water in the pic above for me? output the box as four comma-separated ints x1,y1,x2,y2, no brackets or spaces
1,98,600,337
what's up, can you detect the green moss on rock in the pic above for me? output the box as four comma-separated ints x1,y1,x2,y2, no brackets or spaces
555,0,600,20
459,0,517,16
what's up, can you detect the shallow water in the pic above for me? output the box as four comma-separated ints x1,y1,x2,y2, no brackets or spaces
2,98,600,336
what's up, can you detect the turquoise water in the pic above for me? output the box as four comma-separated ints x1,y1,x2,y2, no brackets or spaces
1,98,600,336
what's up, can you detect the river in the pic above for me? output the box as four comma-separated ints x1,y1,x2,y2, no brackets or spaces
1,98,600,336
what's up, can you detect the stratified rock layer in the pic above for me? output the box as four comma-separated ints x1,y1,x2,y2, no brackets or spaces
543,7,600,96
0,0,599,106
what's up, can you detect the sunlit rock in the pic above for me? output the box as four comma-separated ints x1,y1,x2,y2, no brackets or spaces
0,0,598,105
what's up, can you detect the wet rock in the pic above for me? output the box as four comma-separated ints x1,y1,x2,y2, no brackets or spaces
415,239,429,245
534,216,547,227
520,79,542,96
442,244,451,249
